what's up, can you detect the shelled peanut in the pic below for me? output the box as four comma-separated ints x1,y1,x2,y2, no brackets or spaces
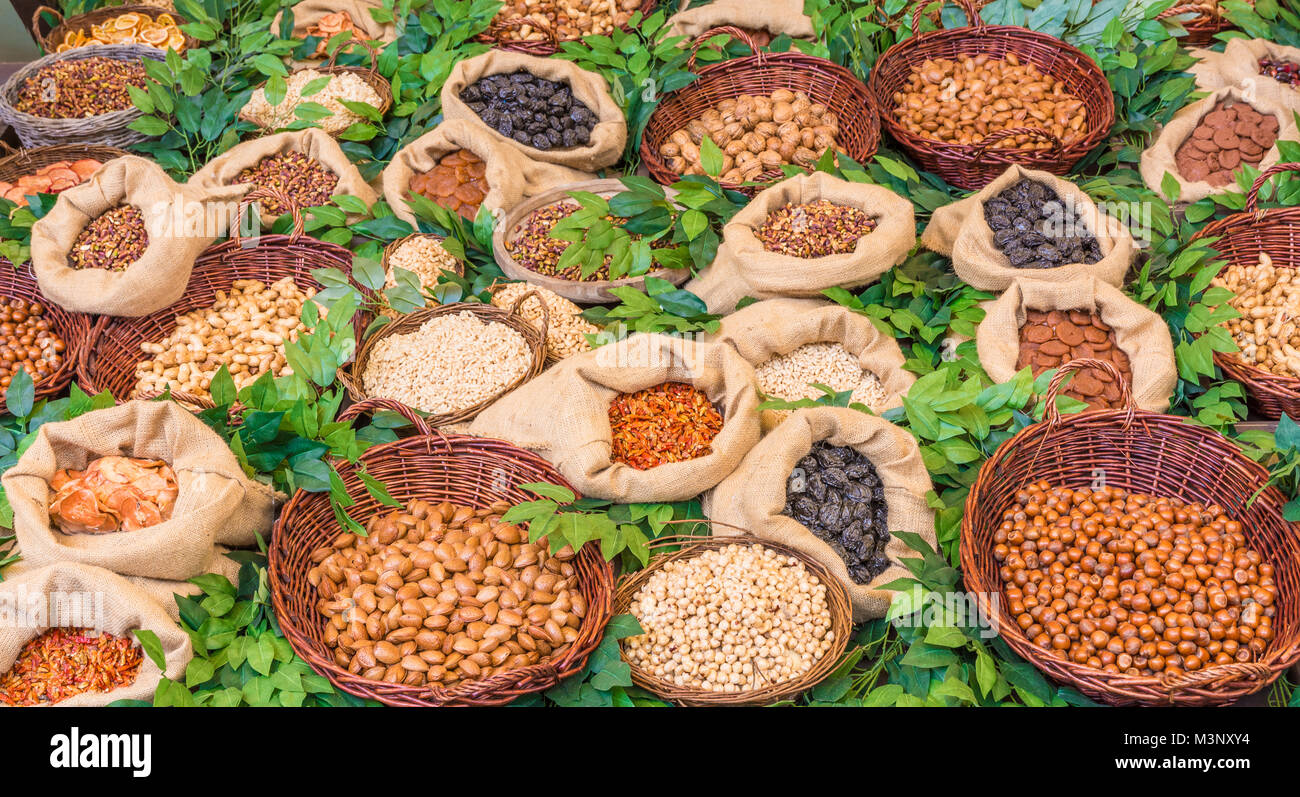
490,0,643,42
1215,252,1300,378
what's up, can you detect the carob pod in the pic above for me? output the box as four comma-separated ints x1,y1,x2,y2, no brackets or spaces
1016,309,1133,409
1173,100,1278,187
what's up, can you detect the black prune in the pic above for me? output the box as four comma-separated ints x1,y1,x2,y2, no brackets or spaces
983,178,1102,270
459,70,595,151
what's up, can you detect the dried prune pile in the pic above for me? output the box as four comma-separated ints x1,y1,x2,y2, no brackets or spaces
983,178,1102,270
459,71,597,150
783,442,890,583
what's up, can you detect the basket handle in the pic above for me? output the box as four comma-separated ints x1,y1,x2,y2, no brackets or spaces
688,25,763,72
1158,661,1271,694
0,141,18,156
506,288,551,344
323,36,380,73
910,0,984,34
1041,358,1136,427
970,127,1062,165
339,396,434,436
232,186,306,243
1157,3,1220,22
30,5,62,51
1245,162,1300,214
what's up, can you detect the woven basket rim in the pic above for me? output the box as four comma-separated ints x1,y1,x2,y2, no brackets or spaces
0,44,161,129
0,143,135,184
33,4,199,54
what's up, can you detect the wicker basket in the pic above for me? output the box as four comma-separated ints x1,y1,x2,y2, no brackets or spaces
31,4,198,54
269,399,615,706
284,39,393,128
961,359,1300,706
869,0,1114,190
475,0,658,55
378,232,466,317
641,26,880,194
0,260,89,403
0,141,132,189
1157,3,1234,46
0,44,164,149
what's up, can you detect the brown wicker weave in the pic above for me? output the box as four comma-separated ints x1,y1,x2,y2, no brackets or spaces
1157,3,1234,46
475,0,658,55
284,39,393,129
0,260,89,403
31,4,198,55
0,142,133,187
641,26,880,193
613,528,853,706
869,0,1114,190
961,359,1300,706
269,398,614,706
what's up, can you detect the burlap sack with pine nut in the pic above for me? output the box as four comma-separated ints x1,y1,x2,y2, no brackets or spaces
921,165,1135,292
704,297,916,432
0,563,191,706
1,401,279,583
1190,38,1300,108
665,0,815,40
975,276,1176,412
703,407,935,622
381,118,591,228
468,333,761,502
686,172,916,315
30,156,222,317
189,128,379,227
441,51,627,171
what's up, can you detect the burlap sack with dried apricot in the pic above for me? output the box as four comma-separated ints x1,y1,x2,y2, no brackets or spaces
468,333,761,503
921,164,1135,293
0,562,192,706
703,407,936,622
686,171,916,315
441,51,627,172
975,276,1176,413
1189,37,1300,105
665,0,816,41
273,0,397,68
703,297,916,432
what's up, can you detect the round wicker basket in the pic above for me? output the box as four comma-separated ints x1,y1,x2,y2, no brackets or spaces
475,0,658,55
961,360,1300,706
269,399,615,707
1157,2,1234,46
0,142,133,189
0,260,90,403
31,4,198,55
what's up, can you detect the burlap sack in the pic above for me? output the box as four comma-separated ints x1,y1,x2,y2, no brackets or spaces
975,276,1176,413
31,156,221,317
704,297,916,431
189,128,379,226
0,563,191,706
1190,38,1300,109
1139,85,1300,204
665,0,815,40
468,333,761,502
922,165,1134,292
275,0,397,44
703,407,936,622
381,118,591,228
442,51,627,171
686,171,916,314
2,401,279,582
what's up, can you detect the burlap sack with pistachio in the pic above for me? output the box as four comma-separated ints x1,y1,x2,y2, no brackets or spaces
468,333,761,503
703,407,936,622
189,128,379,227
2,401,279,583
0,563,192,706
922,164,1135,293
704,297,916,432
686,172,916,315
441,51,627,171
31,156,222,317
665,0,815,40
976,276,1176,413
1190,38,1300,108
381,118,591,228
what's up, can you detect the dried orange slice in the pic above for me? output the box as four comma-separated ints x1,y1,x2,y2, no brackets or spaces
140,26,168,44
113,13,142,30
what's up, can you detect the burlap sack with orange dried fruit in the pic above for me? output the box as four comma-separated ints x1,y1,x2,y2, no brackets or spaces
1189,38,1300,108
703,297,916,432
686,171,916,315
2,401,280,583
665,0,816,41
30,155,225,318
442,51,627,172
921,164,1135,293
468,333,761,503
273,0,397,61
381,118,591,228
0,563,191,707
975,276,1176,413
189,128,379,227
703,407,935,622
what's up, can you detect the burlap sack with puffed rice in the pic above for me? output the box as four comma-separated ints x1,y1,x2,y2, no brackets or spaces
975,276,1176,413
0,563,191,706
665,0,815,40
1189,38,1300,109
921,164,1135,293
441,51,627,171
274,0,397,68
31,156,226,317
703,407,935,622
704,297,916,432
381,118,591,228
2,401,279,583
468,333,761,502
686,172,916,315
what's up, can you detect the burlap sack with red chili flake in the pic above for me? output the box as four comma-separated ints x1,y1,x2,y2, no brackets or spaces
703,407,935,622
703,297,916,432
1189,38,1300,108
686,171,916,315
0,562,191,706
921,164,1135,293
441,51,627,172
381,118,591,228
975,276,1176,413
665,0,816,41
468,333,761,503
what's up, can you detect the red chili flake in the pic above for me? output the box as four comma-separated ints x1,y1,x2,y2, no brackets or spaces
608,381,724,470
0,627,143,706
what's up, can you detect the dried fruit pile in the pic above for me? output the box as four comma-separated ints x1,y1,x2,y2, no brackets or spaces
305,11,369,58
48,456,179,534
0,298,65,393
1174,100,1277,186
0,158,102,205
784,442,891,583
408,148,489,221
459,71,597,150
1016,309,1131,410
13,57,147,118
1260,57,1300,87
608,381,723,470
68,204,148,271
54,11,187,52
0,627,143,706
984,179,1102,270
1215,251,1300,378
235,151,340,216
756,200,876,258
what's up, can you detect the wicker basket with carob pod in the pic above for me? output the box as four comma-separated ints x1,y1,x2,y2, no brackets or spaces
664,0,815,44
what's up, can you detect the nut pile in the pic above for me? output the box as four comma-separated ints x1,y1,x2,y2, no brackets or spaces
312,498,586,688
306,11,370,58
756,200,876,258
1175,100,1277,186
1215,252,1300,378
234,151,340,216
1259,57,1300,87
608,382,724,470
48,456,179,535
997,482,1276,677
0,158,102,205
14,57,147,118
54,11,187,52
624,543,835,692
408,148,490,221
1017,309,1132,410
490,282,598,361
659,90,842,182
505,201,669,282
134,277,313,397
490,0,643,42
0,298,65,392
362,310,533,416
785,442,891,583
891,53,1086,149
985,178,1102,269
384,235,463,300
754,342,888,412
0,627,143,706
240,69,384,135
68,205,148,272
460,71,597,150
